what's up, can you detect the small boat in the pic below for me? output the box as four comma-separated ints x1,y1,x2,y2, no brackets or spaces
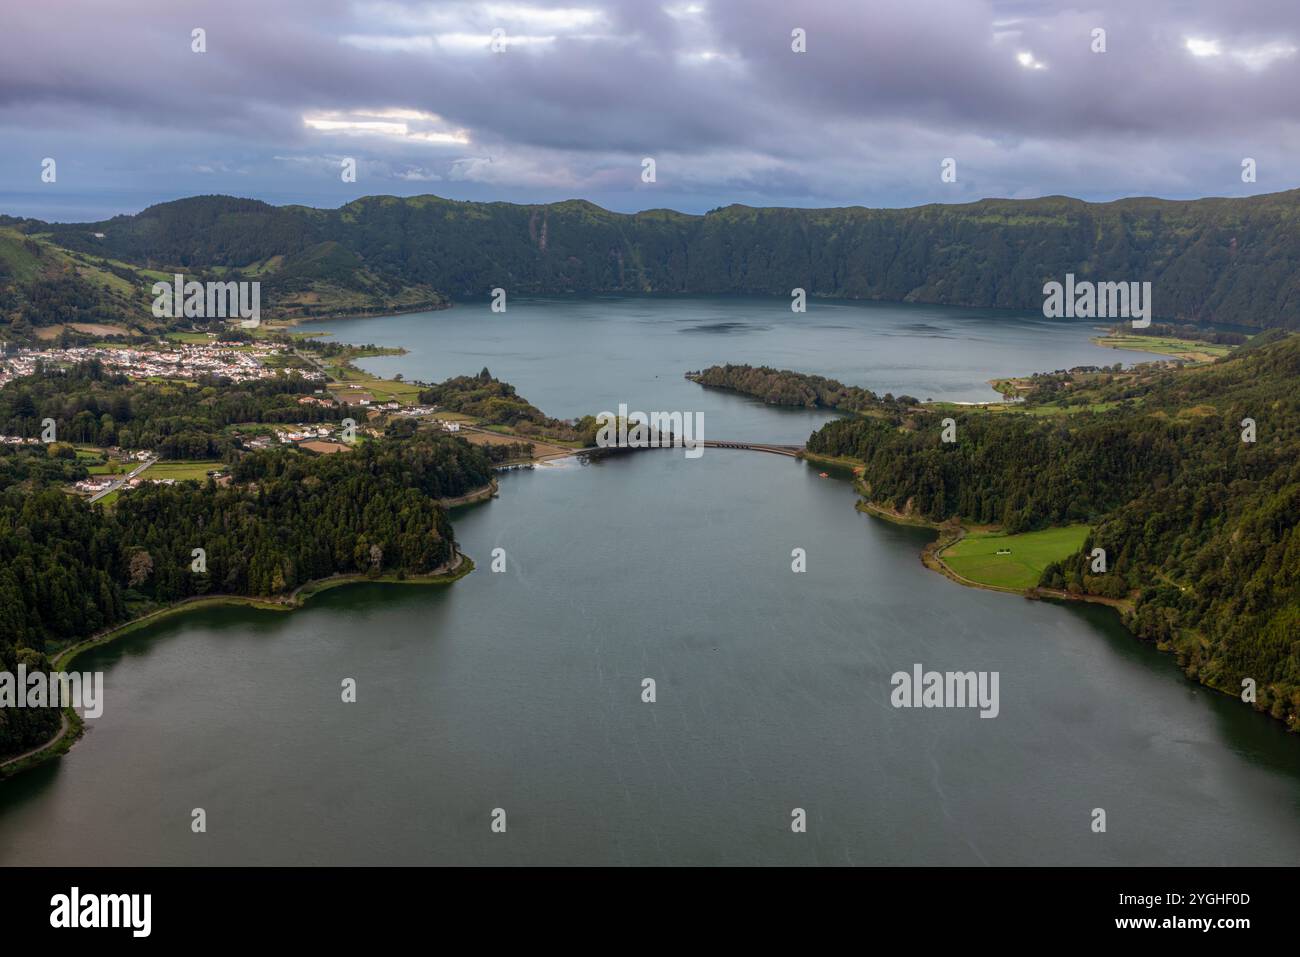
819,472,829,478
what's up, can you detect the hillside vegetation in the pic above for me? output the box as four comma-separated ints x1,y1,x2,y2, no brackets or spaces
803,333,1300,728
8,187,1300,331
0,212,444,341
418,367,598,445
0,228,152,338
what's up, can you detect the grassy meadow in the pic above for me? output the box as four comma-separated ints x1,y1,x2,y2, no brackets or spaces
940,524,1091,590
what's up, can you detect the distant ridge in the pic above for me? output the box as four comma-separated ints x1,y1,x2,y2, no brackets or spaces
7,187,1300,329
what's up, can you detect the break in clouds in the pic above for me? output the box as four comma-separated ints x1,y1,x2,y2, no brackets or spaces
3,0,1300,218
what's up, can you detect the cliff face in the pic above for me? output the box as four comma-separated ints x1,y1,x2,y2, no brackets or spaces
21,187,1300,329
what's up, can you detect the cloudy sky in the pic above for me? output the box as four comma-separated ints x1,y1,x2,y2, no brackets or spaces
3,0,1299,221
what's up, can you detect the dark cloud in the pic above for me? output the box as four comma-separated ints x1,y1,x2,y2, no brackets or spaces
1,0,1298,220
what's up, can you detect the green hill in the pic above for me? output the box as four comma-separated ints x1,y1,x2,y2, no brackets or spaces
0,228,156,339
0,209,444,340
806,332,1300,729
11,186,1300,330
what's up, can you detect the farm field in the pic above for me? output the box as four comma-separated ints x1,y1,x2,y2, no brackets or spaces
33,322,132,340
928,399,1121,417
328,367,424,403
146,460,225,481
940,524,1091,590
1091,333,1236,362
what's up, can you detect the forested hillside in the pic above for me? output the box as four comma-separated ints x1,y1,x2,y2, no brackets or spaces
0,208,444,339
0,429,492,760
803,334,1300,728
418,367,597,445
0,227,152,338
0,356,533,761
12,186,1300,329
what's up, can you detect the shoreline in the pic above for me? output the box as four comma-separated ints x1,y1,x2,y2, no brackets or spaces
849,483,1274,727
439,477,498,508
852,495,1133,609
799,450,868,472
0,549,475,780
1088,333,1224,364
270,298,451,327
840,471,1128,606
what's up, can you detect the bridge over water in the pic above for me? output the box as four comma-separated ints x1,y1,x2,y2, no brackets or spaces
564,440,805,458
701,440,804,457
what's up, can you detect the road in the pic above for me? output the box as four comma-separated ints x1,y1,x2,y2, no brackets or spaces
0,711,69,773
89,455,157,503
292,348,333,379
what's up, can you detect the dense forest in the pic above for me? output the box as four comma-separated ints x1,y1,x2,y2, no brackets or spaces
688,364,919,411
803,333,1300,728
0,356,522,760
0,429,493,759
9,187,1300,330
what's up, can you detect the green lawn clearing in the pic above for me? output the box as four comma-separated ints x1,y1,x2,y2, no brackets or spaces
941,524,1091,590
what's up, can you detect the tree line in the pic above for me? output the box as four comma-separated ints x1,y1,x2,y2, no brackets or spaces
688,363,919,411
0,361,348,456
0,429,494,759
418,367,598,445
0,358,522,759
805,333,1300,729
27,189,1300,329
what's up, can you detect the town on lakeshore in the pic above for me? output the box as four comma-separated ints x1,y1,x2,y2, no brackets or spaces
0,332,492,505
0,339,315,388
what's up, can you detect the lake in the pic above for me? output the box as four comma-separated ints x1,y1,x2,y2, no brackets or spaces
2,296,1297,865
